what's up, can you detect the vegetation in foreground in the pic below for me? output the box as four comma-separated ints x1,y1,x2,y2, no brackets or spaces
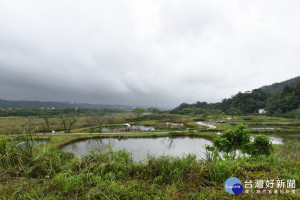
0,127,299,200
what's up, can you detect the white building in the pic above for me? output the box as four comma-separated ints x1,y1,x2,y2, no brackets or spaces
258,109,266,114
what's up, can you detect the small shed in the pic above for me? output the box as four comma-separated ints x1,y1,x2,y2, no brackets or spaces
258,109,266,114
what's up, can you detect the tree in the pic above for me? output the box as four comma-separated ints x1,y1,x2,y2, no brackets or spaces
59,114,67,133
22,118,36,135
59,113,77,133
211,109,224,119
85,112,107,133
148,107,160,115
67,114,77,133
227,107,238,118
41,112,50,132
165,114,176,128
207,124,273,158
201,112,209,121
213,124,250,156
86,116,96,133
106,114,114,127
266,85,298,115
295,81,300,97
181,108,193,114
94,113,107,133
243,134,273,156
193,108,203,115
133,108,145,118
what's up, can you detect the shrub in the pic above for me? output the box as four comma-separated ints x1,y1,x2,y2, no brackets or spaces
244,134,273,156
207,124,273,157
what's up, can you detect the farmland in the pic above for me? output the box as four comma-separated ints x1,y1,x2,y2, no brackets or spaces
0,111,299,199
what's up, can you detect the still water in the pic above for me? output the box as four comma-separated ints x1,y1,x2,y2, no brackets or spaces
215,132,284,144
131,125,155,131
61,137,212,161
165,122,184,126
102,125,155,132
250,135,283,144
248,125,286,130
196,122,216,129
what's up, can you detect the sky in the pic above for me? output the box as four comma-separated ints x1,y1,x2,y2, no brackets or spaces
1,0,300,107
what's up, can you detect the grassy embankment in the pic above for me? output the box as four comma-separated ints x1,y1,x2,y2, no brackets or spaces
1,131,300,199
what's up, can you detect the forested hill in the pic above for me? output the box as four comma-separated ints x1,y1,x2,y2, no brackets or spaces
259,76,300,93
171,76,300,118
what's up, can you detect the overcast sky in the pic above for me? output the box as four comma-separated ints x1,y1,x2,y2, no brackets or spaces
1,0,300,107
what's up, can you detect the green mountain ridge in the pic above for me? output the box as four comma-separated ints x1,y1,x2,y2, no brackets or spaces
259,76,300,93
172,76,300,117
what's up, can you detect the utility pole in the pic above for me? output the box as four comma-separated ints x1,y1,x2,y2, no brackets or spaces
155,99,158,115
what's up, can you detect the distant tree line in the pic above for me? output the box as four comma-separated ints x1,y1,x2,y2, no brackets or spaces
0,108,126,117
171,81,300,118
0,99,137,110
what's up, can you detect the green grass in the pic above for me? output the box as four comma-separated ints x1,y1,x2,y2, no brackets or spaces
0,113,135,134
0,116,90,134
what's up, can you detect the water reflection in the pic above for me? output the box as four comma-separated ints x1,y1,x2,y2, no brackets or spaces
61,137,212,161
196,122,216,129
165,122,184,126
215,132,285,144
102,125,155,132
250,135,283,144
131,125,155,131
249,127,283,130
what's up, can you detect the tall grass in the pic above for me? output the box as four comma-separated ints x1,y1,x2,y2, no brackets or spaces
0,131,36,168
0,136,299,199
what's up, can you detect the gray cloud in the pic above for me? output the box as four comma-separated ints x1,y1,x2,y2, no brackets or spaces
1,0,300,107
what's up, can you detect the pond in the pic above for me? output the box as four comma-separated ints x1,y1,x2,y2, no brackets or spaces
131,125,155,131
215,132,285,144
196,122,216,129
250,135,283,144
61,137,212,161
248,125,286,130
101,125,155,132
165,122,183,126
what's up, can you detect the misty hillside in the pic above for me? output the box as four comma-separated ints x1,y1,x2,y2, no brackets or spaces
172,75,300,117
259,76,300,93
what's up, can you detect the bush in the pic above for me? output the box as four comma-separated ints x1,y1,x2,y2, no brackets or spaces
244,134,273,156
211,124,250,156
208,124,273,157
